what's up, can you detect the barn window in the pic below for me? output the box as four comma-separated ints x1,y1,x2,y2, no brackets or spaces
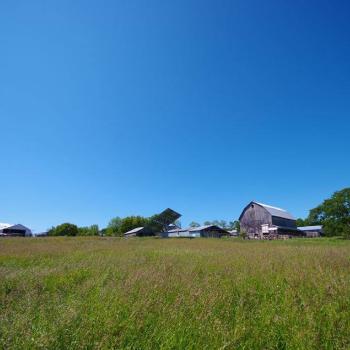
251,204,254,208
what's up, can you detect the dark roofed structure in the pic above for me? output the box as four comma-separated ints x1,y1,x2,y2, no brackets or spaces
188,225,230,238
153,208,181,231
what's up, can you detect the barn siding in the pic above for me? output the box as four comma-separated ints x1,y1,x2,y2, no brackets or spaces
240,204,271,236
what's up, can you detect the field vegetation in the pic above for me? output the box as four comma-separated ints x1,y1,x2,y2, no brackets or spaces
1,237,350,349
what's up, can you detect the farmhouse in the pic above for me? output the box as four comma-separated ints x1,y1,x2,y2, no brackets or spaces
239,202,301,239
298,225,323,237
0,223,32,237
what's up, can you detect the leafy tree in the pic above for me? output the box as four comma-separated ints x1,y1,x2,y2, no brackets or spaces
219,220,227,229
306,188,350,238
229,220,240,232
78,224,99,236
106,217,123,236
189,221,200,228
296,218,307,227
119,216,149,234
212,220,221,227
203,221,212,226
48,223,79,236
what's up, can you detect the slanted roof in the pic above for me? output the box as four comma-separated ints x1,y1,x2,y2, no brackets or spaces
255,202,295,220
189,225,229,234
124,227,145,235
153,208,181,226
298,225,323,231
0,223,31,231
0,223,12,230
167,228,188,233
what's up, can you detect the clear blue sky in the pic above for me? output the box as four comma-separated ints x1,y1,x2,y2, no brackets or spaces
1,0,349,232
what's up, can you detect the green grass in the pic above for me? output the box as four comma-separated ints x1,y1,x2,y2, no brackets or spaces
1,237,350,349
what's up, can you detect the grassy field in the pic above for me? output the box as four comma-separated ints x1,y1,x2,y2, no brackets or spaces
1,237,350,349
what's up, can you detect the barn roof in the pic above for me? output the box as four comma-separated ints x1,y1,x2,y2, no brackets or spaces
239,202,296,221
255,202,295,220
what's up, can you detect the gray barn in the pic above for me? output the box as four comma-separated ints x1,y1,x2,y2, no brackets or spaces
239,202,301,239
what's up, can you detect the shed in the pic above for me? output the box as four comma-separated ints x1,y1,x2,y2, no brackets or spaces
239,202,301,239
124,226,153,237
0,223,32,237
162,228,190,238
297,225,323,237
188,225,230,238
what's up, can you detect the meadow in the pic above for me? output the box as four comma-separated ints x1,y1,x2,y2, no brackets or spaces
0,237,350,350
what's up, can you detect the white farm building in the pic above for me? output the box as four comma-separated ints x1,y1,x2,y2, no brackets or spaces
0,223,32,237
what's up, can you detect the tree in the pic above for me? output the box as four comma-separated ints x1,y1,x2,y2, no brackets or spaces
307,188,350,238
229,220,240,232
106,217,123,236
48,223,79,236
219,220,227,229
296,218,307,227
146,215,164,233
78,224,99,236
189,221,200,228
119,216,150,235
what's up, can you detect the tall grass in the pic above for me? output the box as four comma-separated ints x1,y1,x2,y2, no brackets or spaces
1,237,350,349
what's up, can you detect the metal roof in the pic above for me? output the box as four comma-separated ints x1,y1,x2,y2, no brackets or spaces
0,223,12,229
188,225,229,233
255,202,295,220
167,228,188,233
297,225,323,231
124,227,145,235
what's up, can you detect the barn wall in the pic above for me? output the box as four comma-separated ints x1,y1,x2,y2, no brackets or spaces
240,204,272,236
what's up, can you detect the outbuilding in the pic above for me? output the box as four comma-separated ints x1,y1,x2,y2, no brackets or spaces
239,202,301,239
124,226,153,237
188,225,229,238
0,223,32,237
297,225,323,237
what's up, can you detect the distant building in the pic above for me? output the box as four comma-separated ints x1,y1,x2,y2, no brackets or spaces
228,229,239,237
123,208,181,237
34,232,48,237
239,202,301,239
163,225,229,238
189,225,230,238
162,228,189,238
124,227,153,237
298,225,323,237
0,223,32,237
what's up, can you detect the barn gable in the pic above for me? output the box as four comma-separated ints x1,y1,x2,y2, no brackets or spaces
0,223,32,237
239,201,299,239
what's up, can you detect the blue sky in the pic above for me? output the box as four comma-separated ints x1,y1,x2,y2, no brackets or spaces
1,0,349,232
